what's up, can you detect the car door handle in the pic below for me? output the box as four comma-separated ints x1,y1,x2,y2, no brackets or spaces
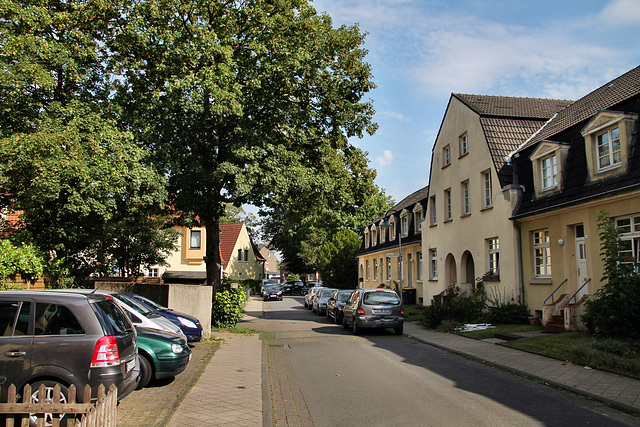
4,351,26,357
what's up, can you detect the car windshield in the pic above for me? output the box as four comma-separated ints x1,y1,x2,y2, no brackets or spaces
320,289,334,297
337,292,351,303
113,294,155,317
363,291,400,305
265,285,280,291
134,294,167,311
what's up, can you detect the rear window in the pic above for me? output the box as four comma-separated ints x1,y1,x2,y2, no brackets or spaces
320,289,334,297
363,291,400,305
91,299,133,336
337,292,351,303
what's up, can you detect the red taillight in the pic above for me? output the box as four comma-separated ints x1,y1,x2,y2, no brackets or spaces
357,308,366,316
91,336,120,367
400,308,404,316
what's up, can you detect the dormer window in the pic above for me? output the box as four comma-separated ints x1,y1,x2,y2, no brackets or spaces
413,204,424,233
364,229,370,248
379,221,386,244
389,216,397,241
371,226,378,246
597,127,621,171
400,210,409,237
582,110,638,181
530,141,568,197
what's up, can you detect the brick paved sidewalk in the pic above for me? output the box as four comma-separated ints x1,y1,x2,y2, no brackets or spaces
117,341,218,426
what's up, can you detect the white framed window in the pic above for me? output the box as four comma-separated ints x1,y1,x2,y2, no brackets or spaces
487,238,500,276
430,196,437,226
533,230,551,277
462,180,470,215
443,145,451,167
366,260,370,280
597,127,621,171
372,227,377,246
413,205,424,233
379,222,386,244
364,229,370,248
542,154,558,189
444,189,452,221
459,133,468,156
401,213,409,236
190,230,201,249
387,257,392,280
616,214,640,271
418,252,423,281
148,268,159,277
429,249,438,280
482,170,492,208
373,259,378,280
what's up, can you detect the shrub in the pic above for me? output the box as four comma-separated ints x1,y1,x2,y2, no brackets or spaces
422,283,486,328
211,288,247,328
582,211,640,339
486,303,530,324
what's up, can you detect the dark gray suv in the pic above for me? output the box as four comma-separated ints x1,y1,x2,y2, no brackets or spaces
342,288,404,335
0,291,139,417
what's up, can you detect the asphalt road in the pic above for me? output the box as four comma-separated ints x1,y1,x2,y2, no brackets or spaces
245,296,639,427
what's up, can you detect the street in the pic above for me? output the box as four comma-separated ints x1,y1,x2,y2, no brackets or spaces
243,296,639,426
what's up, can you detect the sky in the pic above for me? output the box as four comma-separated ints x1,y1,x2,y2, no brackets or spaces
308,0,640,204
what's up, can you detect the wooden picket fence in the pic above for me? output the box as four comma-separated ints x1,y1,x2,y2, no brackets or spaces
0,383,117,427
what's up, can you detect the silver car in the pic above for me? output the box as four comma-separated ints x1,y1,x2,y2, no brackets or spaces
342,288,404,335
304,286,322,309
312,288,337,315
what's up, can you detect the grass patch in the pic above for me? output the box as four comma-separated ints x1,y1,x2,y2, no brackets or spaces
403,304,423,322
457,324,542,340
211,326,257,335
506,332,591,360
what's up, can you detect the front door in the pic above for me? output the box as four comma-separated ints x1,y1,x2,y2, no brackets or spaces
575,225,588,300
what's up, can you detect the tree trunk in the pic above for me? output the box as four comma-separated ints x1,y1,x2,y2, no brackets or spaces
204,216,222,290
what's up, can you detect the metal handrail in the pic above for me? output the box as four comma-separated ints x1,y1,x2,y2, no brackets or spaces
567,278,592,305
543,278,568,305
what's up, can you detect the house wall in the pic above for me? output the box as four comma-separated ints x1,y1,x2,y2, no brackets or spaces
357,241,424,302
517,190,640,316
159,226,208,274
422,97,521,305
224,228,264,280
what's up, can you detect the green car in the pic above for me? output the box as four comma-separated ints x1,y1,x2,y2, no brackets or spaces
136,327,192,388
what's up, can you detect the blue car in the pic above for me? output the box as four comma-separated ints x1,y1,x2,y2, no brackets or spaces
125,293,203,342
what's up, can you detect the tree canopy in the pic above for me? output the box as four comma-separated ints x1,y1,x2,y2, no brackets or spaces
109,0,378,287
316,229,361,288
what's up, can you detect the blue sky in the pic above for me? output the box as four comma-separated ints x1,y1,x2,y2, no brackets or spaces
310,0,640,203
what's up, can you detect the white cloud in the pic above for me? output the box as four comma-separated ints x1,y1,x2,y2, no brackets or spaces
378,110,411,122
600,0,640,25
377,150,394,166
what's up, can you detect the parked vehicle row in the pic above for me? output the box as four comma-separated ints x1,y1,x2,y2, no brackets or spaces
0,288,202,424
303,287,404,336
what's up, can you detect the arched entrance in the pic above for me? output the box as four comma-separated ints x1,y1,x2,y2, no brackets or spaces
461,250,475,293
444,253,457,290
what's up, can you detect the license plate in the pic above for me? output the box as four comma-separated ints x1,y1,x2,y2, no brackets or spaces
374,309,391,314
126,359,136,373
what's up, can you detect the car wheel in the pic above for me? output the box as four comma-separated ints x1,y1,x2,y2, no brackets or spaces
137,355,153,389
353,318,361,335
29,380,69,427
335,312,341,325
394,326,404,336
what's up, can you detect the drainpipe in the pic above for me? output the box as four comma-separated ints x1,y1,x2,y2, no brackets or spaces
509,154,526,306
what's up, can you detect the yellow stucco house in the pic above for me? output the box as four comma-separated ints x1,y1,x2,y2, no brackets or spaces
148,222,266,283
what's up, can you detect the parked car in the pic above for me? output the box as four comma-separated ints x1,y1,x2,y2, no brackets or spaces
59,289,186,340
303,286,322,309
125,293,203,342
135,327,192,388
342,288,404,335
302,282,322,293
263,284,283,301
326,289,353,324
312,288,337,315
0,290,139,425
261,279,280,297
280,280,304,295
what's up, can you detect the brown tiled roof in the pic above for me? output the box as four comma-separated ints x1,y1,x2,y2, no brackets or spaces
387,185,429,217
519,65,640,151
454,94,572,120
219,222,244,269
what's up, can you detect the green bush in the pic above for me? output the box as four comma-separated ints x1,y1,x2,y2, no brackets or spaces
422,283,486,328
583,211,640,339
211,288,247,328
486,303,530,324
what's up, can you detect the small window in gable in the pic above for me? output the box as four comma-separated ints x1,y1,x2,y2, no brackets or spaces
443,145,451,167
413,204,424,233
364,229,370,248
371,226,378,246
459,133,469,157
581,111,638,181
379,221,386,244
400,210,409,237
389,216,397,241
529,141,569,197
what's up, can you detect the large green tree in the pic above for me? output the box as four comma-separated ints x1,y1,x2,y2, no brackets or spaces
110,0,377,288
316,228,360,288
0,0,173,281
